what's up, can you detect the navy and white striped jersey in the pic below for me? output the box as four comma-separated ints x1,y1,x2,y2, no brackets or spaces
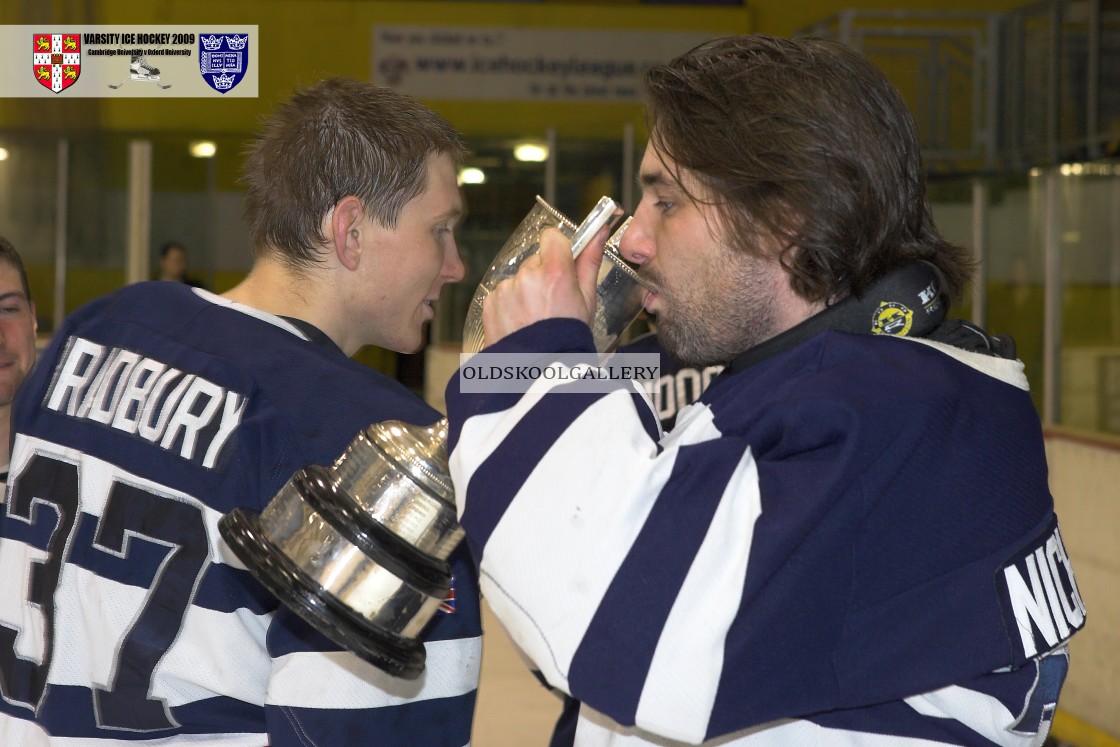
620,331,723,432
445,317,1083,746
0,282,481,746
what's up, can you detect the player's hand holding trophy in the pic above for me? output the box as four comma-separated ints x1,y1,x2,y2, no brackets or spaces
218,196,646,678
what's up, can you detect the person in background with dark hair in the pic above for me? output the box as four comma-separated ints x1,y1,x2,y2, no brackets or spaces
157,240,208,289
0,78,481,746
0,234,36,487
445,35,1083,745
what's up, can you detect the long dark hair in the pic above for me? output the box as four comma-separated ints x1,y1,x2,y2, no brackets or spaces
643,34,973,304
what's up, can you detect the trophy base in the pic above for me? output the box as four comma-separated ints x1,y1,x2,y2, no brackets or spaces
219,507,427,679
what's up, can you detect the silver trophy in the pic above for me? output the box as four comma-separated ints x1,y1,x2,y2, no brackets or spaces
218,196,647,678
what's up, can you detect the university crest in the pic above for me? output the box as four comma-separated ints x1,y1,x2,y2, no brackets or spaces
33,33,81,93
199,33,249,94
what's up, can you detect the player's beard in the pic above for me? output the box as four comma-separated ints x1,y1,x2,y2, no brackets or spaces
650,249,781,368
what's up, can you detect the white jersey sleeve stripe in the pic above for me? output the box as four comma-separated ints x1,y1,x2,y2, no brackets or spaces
468,388,672,690
449,372,574,520
903,682,1048,746
635,442,762,741
902,337,1029,390
0,715,266,747
265,636,482,709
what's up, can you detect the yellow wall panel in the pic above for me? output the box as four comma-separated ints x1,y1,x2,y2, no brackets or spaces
2,1,1042,139
75,1,750,139
749,0,1030,38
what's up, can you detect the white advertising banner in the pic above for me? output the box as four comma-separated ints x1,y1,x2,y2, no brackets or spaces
372,25,714,102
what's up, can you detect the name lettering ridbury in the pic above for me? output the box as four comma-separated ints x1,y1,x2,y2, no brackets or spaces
45,336,245,469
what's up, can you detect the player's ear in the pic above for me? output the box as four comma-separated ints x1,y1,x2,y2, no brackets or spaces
328,196,365,271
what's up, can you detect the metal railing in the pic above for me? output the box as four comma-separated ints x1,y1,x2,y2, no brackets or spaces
798,0,1120,176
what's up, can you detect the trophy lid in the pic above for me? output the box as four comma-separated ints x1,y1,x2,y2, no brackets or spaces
366,419,453,502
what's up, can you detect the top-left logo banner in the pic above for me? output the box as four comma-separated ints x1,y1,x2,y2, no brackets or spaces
2,25,258,97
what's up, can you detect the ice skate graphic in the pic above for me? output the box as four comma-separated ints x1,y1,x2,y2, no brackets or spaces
108,54,171,90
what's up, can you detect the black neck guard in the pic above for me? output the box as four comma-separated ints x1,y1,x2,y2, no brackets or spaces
726,262,1015,375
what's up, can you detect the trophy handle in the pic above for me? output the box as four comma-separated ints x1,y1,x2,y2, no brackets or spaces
569,196,621,259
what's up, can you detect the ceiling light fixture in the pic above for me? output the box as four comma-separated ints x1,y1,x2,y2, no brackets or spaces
458,167,486,185
513,142,548,163
189,140,217,158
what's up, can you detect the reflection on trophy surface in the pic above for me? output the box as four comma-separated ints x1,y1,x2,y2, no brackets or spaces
218,196,645,679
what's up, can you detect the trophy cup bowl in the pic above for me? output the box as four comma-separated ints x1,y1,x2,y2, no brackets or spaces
460,196,577,355
593,216,644,352
219,196,647,678
218,420,459,678
462,195,639,354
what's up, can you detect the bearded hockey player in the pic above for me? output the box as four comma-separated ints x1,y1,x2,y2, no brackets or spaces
444,35,1084,746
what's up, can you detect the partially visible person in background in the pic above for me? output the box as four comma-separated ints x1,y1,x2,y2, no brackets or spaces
0,235,37,487
157,240,208,288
